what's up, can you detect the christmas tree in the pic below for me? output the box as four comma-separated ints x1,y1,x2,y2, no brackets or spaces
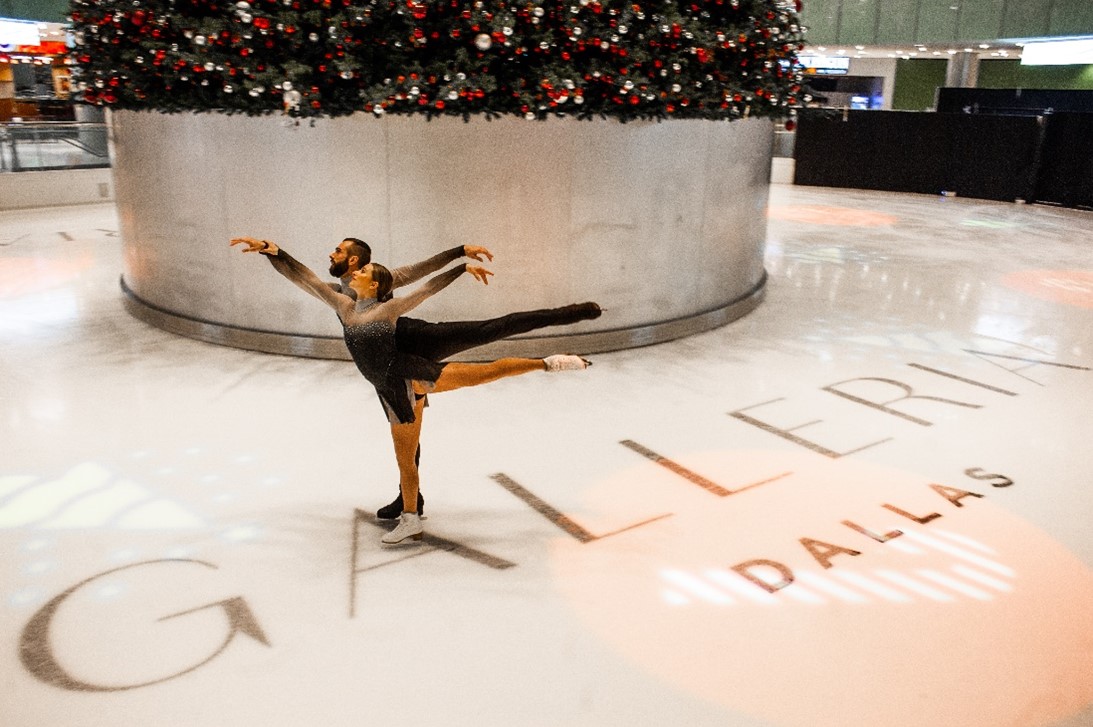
69,0,804,122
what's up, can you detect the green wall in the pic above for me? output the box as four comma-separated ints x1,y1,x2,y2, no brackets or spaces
800,0,1093,45
1,0,68,22
878,59,1093,114
977,59,1093,90
892,59,949,110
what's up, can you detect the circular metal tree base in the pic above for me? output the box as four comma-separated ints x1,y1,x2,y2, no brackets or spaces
111,111,775,357
121,273,765,360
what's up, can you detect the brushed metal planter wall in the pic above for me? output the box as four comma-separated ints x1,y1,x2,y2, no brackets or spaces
113,111,773,360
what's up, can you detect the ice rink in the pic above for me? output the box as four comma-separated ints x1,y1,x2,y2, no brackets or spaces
3,183,1092,726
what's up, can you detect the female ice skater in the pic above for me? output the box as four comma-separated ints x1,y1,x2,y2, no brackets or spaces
231,236,595,544
325,236,601,520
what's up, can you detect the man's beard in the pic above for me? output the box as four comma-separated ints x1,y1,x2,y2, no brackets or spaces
329,259,349,277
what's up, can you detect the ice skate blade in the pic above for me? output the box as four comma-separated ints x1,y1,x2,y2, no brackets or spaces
381,533,424,545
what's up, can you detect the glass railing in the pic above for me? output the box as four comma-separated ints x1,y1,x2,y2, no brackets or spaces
0,122,111,172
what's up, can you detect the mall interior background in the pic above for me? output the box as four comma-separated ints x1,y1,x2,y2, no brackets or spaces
5,0,1093,204
6,0,1093,123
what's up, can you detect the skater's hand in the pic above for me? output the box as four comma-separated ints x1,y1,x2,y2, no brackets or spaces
464,245,494,262
466,265,493,285
231,237,278,255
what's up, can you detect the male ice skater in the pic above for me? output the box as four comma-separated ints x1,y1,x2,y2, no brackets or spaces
326,237,601,519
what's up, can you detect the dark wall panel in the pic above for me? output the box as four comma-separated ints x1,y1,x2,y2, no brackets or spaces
1033,113,1093,209
793,110,1041,202
946,115,1042,201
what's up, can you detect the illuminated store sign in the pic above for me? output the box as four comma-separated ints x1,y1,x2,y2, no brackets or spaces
1021,37,1093,65
797,54,851,75
0,17,40,48
5,54,55,64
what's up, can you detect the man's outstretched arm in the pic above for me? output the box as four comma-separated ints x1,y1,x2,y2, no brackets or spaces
390,245,493,289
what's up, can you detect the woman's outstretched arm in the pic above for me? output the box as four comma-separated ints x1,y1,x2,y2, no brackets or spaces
231,237,353,316
379,264,493,319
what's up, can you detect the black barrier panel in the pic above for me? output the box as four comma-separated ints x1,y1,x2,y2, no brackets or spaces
1032,113,1093,210
947,114,1043,202
793,110,1041,202
793,111,939,195
937,88,1093,116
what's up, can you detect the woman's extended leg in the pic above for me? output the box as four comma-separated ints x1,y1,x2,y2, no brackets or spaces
428,355,589,394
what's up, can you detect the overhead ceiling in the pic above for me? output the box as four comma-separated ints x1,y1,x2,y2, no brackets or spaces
803,40,1025,61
